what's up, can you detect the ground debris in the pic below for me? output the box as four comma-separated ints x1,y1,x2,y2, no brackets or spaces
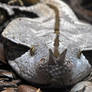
63,0,92,24
18,85,42,92
1,88,17,92
0,43,6,64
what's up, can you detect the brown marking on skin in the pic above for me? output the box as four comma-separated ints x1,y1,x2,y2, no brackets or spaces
47,4,60,58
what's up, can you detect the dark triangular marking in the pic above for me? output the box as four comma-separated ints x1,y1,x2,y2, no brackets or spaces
57,49,67,64
48,49,56,65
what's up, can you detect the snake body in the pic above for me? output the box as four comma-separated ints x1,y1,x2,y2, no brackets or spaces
1,0,92,87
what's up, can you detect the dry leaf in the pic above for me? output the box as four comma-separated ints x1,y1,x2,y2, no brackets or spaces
18,85,42,92
1,88,16,92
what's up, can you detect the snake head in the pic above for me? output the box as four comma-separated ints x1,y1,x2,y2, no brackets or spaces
39,47,91,86
39,49,68,82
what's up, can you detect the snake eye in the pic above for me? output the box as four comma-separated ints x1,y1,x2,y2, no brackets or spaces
77,50,82,59
30,46,36,56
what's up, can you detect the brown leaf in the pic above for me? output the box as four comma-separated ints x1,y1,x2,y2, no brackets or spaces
1,88,17,92
0,43,6,64
18,85,42,92
0,81,17,88
0,79,21,88
0,70,13,79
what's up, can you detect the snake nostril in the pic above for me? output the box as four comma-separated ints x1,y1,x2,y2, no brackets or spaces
40,58,45,62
